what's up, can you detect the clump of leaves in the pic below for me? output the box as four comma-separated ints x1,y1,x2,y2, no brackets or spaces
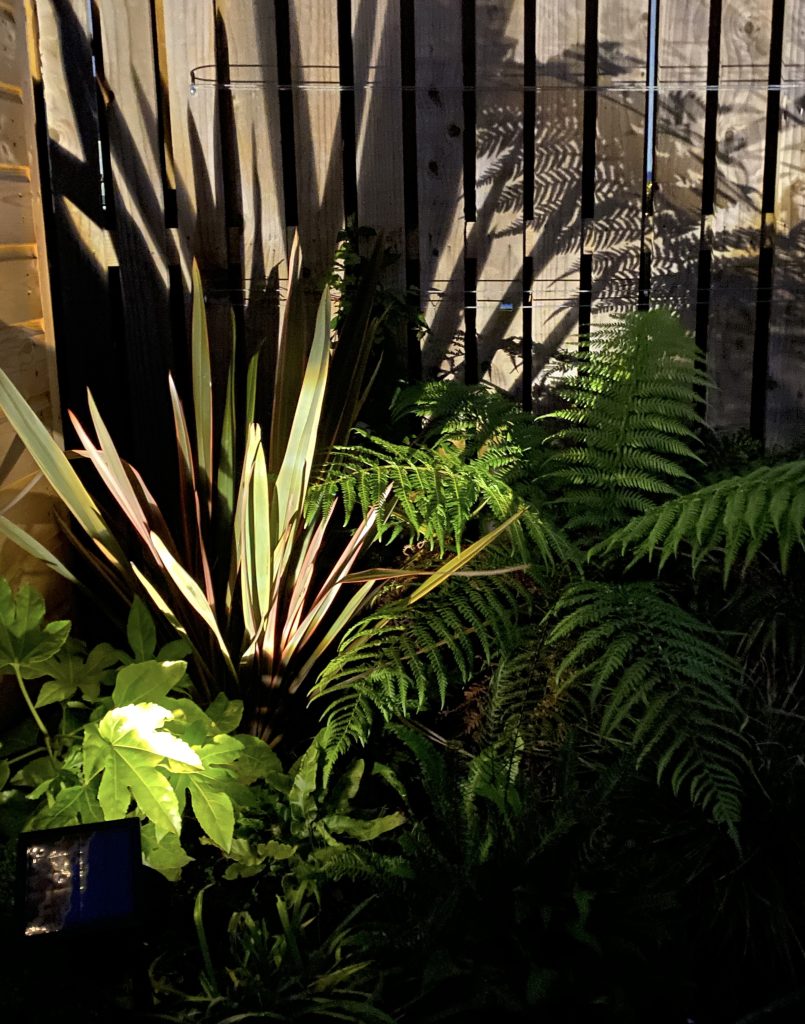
0,583,281,878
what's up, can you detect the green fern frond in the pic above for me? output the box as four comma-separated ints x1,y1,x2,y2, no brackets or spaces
314,576,524,774
547,581,747,832
310,429,575,571
541,309,706,534
595,460,805,579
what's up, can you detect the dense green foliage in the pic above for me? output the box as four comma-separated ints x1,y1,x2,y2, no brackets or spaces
3,301,805,1022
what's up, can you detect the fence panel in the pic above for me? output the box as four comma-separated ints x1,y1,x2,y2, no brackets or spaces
590,0,650,328
474,0,524,395
415,1,466,381
766,1,805,446
0,0,64,607
288,0,342,281
530,0,584,405
17,0,805,449
707,0,773,433
351,0,405,291
161,0,226,292
651,0,711,333
34,0,116,439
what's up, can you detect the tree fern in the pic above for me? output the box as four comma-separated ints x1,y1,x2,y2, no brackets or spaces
541,310,707,534
595,459,805,579
547,581,747,832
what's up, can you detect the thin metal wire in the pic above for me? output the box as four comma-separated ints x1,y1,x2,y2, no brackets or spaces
188,65,805,95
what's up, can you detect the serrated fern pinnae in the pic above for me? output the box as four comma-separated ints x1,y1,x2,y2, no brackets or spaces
595,459,805,580
547,581,747,832
313,575,524,775
541,310,707,535
310,429,575,572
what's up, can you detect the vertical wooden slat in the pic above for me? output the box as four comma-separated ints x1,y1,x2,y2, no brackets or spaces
351,0,405,289
529,0,585,402
590,0,649,328
416,1,465,379
17,0,56,409
0,0,66,607
473,0,524,394
97,0,172,468
34,0,114,436
161,0,227,289
651,0,711,332
214,0,285,286
287,0,343,280
766,0,805,446
707,0,773,432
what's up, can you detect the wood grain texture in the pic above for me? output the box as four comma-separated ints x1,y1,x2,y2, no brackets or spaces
530,0,585,403
707,0,773,432
0,1,66,603
161,0,227,289
591,0,650,329
288,0,343,279
766,0,805,445
0,89,26,166
474,0,524,394
351,0,405,289
415,0,465,380
0,159,33,244
215,0,286,294
651,0,710,332
98,0,172,468
0,4,17,84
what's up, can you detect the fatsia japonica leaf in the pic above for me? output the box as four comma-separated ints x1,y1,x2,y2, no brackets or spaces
28,784,103,829
111,660,188,706
0,579,70,678
141,822,194,881
127,596,157,661
83,703,201,835
35,640,120,707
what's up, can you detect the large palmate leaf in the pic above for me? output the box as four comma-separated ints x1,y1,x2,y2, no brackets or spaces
0,579,70,678
111,659,188,706
83,703,201,835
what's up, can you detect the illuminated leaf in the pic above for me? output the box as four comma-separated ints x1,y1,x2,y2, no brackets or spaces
0,579,70,678
84,704,201,835
141,822,194,881
112,660,187,706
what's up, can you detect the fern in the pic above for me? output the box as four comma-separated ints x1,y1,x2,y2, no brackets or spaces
541,309,707,534
547,581,747,833
595,459,805,579
310,429,575,571
313,575,524,775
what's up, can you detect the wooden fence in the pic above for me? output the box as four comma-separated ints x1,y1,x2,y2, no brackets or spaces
0,0,64,605
16,0,805,473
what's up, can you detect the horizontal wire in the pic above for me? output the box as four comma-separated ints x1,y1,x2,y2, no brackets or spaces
188,67,805,96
